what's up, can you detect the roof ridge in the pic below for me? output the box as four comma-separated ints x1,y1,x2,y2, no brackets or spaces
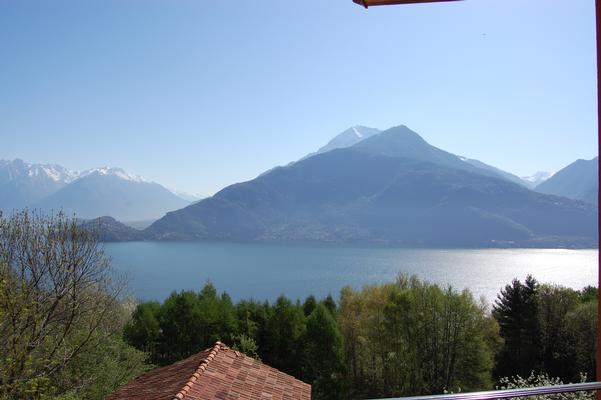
173,341,226,400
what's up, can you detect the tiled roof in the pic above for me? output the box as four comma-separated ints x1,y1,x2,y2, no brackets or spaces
108,342,312,400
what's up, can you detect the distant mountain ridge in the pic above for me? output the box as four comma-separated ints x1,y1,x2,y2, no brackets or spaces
0,160,190,221
0,159,77,211
80,216,145,242
536,157,598,204
34,169,189,221
459,157,526,187
4,126,596,247
146,125,597,247
78,167,149,183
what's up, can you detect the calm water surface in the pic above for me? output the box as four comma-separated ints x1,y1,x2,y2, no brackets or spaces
105,241,597,306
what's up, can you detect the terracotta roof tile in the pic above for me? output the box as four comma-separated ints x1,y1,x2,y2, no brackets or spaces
108,342,311,400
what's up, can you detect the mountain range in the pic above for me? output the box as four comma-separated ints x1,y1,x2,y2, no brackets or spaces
144,125,597,247
4,125,597,247
0,159,77,211
0,161,189,221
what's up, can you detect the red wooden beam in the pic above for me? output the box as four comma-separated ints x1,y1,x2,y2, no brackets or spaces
353,0,461,8
595,0,601,392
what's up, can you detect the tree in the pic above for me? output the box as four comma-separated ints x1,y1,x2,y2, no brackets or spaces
492,276,541,378
493,278,598,383
578,286,597,304
302,304,345,400
536,284,579,380
303,295,317,317
0,210,142,398
158,290,204,364
562,300,597,381
54,323,150,399
236,299,271,351
321,294,337,315
232,334,260,360
339,275,497,398
263,296,306,377
123,302,161,363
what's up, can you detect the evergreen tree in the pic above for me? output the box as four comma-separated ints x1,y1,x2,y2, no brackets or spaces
159,291,204,364
123,302,161,363
236,299,271,353
492,276,541,378
263,296,306,377
302,304,345,400
303,295,317,316
322,294,337,315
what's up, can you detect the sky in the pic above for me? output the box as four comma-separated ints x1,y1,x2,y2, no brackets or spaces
0,0,597,196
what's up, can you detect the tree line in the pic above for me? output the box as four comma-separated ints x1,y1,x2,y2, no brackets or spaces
124,276,597,399
0,211,597,399
493,275,596,382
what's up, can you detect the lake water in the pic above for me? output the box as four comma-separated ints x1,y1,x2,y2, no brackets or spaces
105,241,598,306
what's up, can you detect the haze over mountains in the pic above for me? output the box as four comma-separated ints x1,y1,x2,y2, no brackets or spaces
0,160,189,221
3,125,596,247
146,125,597,247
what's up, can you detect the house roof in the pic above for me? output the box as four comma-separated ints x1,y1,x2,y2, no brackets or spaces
108,342,312,400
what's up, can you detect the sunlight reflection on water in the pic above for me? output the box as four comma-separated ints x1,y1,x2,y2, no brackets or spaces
105,242,597,306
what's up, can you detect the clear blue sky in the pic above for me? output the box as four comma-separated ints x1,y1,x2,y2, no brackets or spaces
1,0,597,195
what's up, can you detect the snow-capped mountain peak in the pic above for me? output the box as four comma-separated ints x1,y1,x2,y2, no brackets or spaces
79,167,150,183
521,171,553,187
0,159,154,185
0,159,189,221
0,159,78,184
31,164,78,183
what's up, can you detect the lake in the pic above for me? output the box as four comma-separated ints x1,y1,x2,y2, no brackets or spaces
105,241,598,306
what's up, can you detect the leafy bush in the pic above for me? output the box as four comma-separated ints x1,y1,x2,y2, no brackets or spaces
498,372,594,400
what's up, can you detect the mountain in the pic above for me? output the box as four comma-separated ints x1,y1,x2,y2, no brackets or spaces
147,127,597,247
522,171,552,188
33,167,190,221
316,126,381,154
0,159,78,211
309,125,527,189
459,157,527,187
0,160,192,221
80,216,145,242
535,157,598,204
351,125,529,183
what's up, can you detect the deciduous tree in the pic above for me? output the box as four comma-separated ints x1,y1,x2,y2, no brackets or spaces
0,211,143,398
